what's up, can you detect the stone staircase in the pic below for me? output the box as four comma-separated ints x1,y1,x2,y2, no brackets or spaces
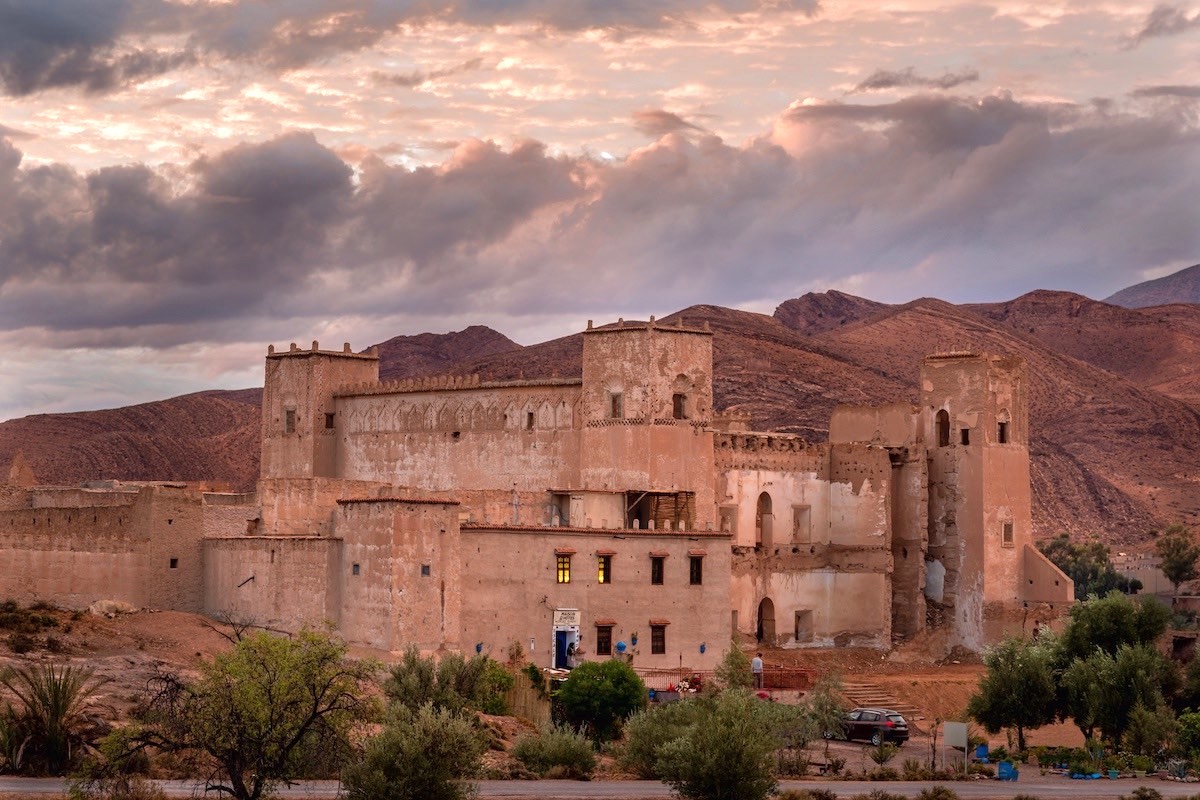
841,681,927,728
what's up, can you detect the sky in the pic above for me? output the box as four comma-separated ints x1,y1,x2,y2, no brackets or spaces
1,0,1198,421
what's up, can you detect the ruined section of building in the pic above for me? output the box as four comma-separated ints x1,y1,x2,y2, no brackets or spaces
1,322,1073,667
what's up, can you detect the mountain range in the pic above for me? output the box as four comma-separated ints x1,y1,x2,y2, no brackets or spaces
5,272,1200,548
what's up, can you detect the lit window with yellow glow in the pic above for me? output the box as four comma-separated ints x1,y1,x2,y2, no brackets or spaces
556,555,571,583
598,555,612,584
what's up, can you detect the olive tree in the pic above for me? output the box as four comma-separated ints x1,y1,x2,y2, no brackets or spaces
966,636,1056,752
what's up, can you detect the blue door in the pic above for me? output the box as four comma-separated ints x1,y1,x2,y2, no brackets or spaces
555,630,569,669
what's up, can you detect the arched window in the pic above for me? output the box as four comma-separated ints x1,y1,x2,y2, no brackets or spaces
936,409,950,447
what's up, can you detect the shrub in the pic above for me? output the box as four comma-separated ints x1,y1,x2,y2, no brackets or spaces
511,724,595,779
656,691,777,800
916,787,959,800
1119,789,1164,800
68,727,166,800
384,646,511,716
1,662,109,775
555,659,646,742
827,755,846,775
901,757,926,780
714,644,753,691
848,791,905,800
868,742,899,766
342,705,485,800
776,791,837,800
775,748,809,777
618,701,705,778
7,632,36,654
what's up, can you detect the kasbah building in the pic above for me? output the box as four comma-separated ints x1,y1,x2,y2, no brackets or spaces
0,318,1073,671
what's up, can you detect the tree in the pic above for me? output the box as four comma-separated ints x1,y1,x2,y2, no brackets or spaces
341,705,484,800
656,691,778,800
1039,534,1141,598
1156,524,1200,594
806,672,847,761
713,644,753,691
618,699,707,778
143,630,377,800
1057,591,1170,665
555,659,646,742
0,663,109,775
1062,644,1178,745
966,636,1056,752
1122,702,1176,757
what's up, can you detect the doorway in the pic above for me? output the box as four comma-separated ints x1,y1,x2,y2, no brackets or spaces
757,597,776,645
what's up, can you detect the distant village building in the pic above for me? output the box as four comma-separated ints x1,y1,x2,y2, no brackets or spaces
0,319,1072,667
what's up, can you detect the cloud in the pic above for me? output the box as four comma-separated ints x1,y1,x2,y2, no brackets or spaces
632,109,709,138
1132,84,1200,98
0,0,819,96
372,58,487,89
0,0,189,96
0,123,35,140
1,93,1197,363
852,67,980,93
1127,4,1200,46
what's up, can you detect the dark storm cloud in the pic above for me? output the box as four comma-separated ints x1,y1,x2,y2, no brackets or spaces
2,93,1197,345
1132,84,1200,98
0,0,188,96
0,132,581,331
1128,4,1200,45
0,0,817,95
632,109,709,138
852,67,979,93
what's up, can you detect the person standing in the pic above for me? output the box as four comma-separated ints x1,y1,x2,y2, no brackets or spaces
751,652,764,689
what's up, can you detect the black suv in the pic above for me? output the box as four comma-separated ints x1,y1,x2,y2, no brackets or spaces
836,707,910,745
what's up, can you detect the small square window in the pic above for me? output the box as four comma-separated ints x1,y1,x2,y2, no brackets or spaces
597,555,612,584
960,428,970,446
169,558,178,569
556,555,571,584
325,412,335,429
651,624,666,655
421,564,431,577
352,563,360,576
650,556,664,585
596,626,613,656
689,556,703,586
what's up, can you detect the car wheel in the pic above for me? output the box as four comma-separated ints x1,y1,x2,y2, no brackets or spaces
870,732,882,746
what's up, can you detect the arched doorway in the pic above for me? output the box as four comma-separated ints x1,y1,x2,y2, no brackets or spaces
936,409,950,447
755,492,773,549
757,597,776,646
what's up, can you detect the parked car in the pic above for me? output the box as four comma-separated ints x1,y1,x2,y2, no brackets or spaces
827,707,910,745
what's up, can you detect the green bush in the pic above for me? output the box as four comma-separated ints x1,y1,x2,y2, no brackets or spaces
776,791,837,800
384,646,511,716
656,691,777,800
511,724,595,779
0,662,108,775
342,705,485,800
847,791,905,800
555,659,646,742
618,700,705,778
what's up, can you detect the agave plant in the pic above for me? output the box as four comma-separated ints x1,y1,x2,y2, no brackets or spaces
0,663,109,775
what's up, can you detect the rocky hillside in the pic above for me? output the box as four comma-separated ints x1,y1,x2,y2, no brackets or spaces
3,298,1199,544
1106,263,1200,308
